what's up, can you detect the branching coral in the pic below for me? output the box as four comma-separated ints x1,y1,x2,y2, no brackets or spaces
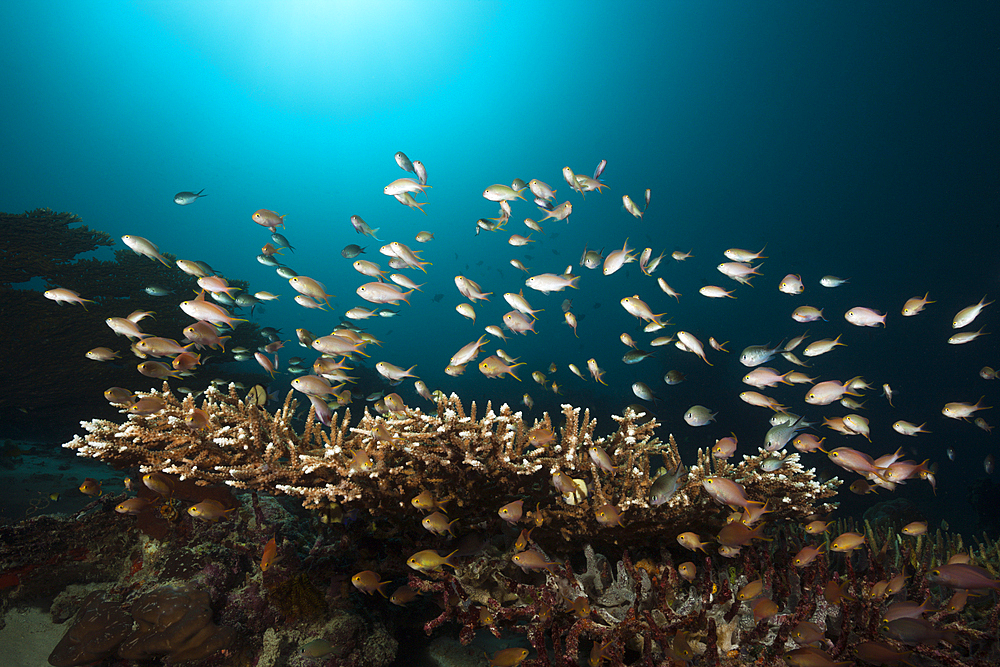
65,387,839,551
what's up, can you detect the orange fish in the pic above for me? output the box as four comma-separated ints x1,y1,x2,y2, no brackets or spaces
260,537,280,571
78,478,102,496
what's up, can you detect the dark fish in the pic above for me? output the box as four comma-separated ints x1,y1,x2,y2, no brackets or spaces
622,349,654,364
173,189,206,205
144,286,170,296
986,454,995,474
593,302,601,309
341,244,365,259
664,370,686,385
276,266,298,278
260,327,282,341
881,617,960,645
649,461,686,507
271,232,295,252
195,261,216,275
432,293,444,302
235,293,259,307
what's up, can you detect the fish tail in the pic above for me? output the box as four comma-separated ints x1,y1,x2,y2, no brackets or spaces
156,255,171,267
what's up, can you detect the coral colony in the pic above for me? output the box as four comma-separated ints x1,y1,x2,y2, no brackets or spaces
48,382,1000,666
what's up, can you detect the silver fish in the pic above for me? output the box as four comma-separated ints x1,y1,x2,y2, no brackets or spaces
739,343,783,367
276,267,298,279
763,415,804,452
632,382,659,402
760,456,785,472
257,254,281,267
395,151,414,173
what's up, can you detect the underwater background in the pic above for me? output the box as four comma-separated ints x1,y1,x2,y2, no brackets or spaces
0,1,998,666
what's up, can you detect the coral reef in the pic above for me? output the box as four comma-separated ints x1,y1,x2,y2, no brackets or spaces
0,208,265,439
64,385,839,550
37,382,1000,665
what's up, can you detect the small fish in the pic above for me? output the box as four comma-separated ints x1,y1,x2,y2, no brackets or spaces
802,335,845,357
110,495,148,514
187,499,235,522
394,151,414,172
411,490,448,513
299,639,334,658
942,397,991,420
487,647,529,667
498,500,524,524
632,382,659,403
260,537,280,571
527,427,555,447
350,215,381,239
407,549,459,573
78,478,102,496
622,194,643,219
901,521,927,536
819,275,848,287
684,405,716,427
739,343,783,367
953,296,993,329
341,244,366,258
845,306,886,328
948,328,988,345
649,462,686,507
352,570,391,597
830,531,866,552
892,421,929,436
588,446,616,473
511,550,557,572
173,189,206,205
251,209,286,231
622,349,654,364
779,274,804,294
664,370,686,385
676,532,709,552
901,292,934,316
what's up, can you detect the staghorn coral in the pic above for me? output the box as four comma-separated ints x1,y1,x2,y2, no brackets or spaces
65,387,840,550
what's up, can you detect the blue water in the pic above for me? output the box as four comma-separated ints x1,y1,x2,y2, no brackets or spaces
1,1,998,537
